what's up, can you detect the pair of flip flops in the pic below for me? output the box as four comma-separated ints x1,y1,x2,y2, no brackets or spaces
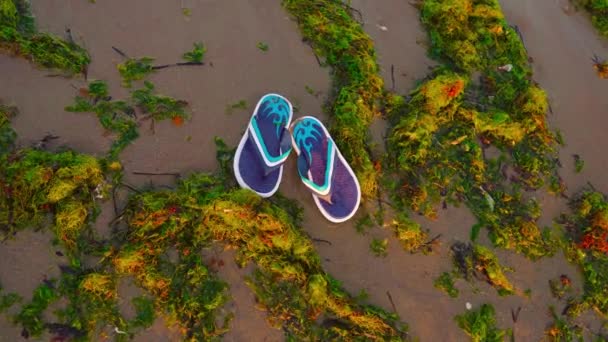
233,94,361,223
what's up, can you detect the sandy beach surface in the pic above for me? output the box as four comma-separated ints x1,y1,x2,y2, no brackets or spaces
0,0,607,340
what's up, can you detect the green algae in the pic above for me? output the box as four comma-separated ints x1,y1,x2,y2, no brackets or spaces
434,272,459,298
116,172,407,340
2,105,408,340
282,0,385,199
182,42,205,63
559,190,608,318
386,0,560,259
0,284,20,313
117,57,155,88
0,146,105,253
545,306,584,341
455,303,511,342
370,238,389,257
0,0,89,74
572,0,608,38
66,80,190,159
451,242,515,296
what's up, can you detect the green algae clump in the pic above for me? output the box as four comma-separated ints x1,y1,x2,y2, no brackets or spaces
0,0,90,74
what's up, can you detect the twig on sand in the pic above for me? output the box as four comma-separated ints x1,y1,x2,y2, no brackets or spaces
152,61,204,70
132,171,181,177
112,186,118,215
341,3,364,25
511,25,528,53
312,238,333,245
511,306,521,323
423,234,442,248
386,291,398,314
111,46,129,58
119,182,141,193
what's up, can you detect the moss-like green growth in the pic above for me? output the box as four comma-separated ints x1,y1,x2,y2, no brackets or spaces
434,272,459,298
0,0,89,74
387,0,560,259
572,0,608,38
370,238,389,257
182,42,205,63
559,190,608,317
66,80,190,159
390,213,430,253
545,307,584,341
282,0,385,199
0,283,21,312
0,103,17,153
549,275,573,300
574,154,585,173
225,99,248,115
65,80,138,159
120,173,407,340
117,57,155,88
0,147,105,252
256,41,269,52
132,81,190,122
129,296,156,329
451,242,515,296
13,282,58,337
455,303,511,342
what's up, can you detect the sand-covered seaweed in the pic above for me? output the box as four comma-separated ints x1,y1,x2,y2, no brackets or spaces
559,190,608,318
450,242,516,296
386,0,560,259
0,111,105,254
0,0,89,74
119,173,408,340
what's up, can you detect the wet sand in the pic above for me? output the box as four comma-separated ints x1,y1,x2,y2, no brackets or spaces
1,0,607,341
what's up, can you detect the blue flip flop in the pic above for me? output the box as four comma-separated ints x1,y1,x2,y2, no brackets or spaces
290,116,361,223
233,94,293,197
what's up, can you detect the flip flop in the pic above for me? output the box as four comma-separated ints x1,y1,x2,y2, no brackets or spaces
233,94,293,198
290,116,361,223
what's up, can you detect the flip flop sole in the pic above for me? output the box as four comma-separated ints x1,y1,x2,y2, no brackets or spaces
292,116,361,223
233,94,293,198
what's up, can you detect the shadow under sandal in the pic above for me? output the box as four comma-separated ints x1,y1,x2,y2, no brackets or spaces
290,116,361,223
233,94,293,197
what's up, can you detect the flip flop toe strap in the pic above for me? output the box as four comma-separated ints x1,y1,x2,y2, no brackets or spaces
297,139,336,197
248,116,292,173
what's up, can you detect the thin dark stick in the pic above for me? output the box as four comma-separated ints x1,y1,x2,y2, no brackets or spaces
109,212,125,226
512,25,528,53
391,64,396,91
132,171,180,177
342,3,364,25
119,182,141,193
312,238,332,246
312,52,322,67
386,291,398,314
112,46,129,58
151,62,204,70
112,186,118,216
511,306,521,323
423,234,442,247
